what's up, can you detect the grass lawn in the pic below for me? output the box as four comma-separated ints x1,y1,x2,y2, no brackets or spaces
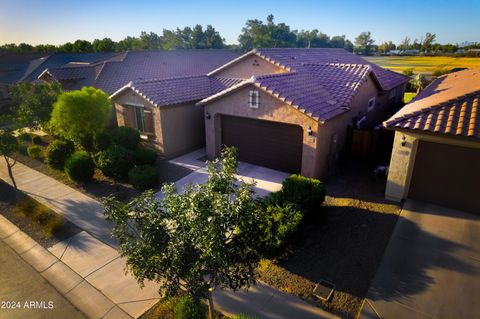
16,135,193,202
257,160,401,319
404,92,417,103
365,56,480,74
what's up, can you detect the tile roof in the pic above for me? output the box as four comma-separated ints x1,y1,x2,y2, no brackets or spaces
200,62,376,121
0,52,48,84
42,50,240,94
111,75,243,107
384,68,480,139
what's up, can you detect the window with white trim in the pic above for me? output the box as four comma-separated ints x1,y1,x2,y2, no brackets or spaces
135,106,146,132
367,97,376,112
248,90,260,109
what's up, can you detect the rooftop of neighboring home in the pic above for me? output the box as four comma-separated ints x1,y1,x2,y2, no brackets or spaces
40,50,241,94
0,52,119,85
384,68,480,139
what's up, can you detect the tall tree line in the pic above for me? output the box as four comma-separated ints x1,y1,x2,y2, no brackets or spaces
1,15,478,55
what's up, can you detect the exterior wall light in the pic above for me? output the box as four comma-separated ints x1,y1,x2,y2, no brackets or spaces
401,135,406,147
206,112,211,120
307,126,313,136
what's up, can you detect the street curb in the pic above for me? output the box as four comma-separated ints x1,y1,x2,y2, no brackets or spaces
0,215,132,319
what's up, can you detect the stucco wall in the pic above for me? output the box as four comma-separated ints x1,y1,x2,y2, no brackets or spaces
204,85,319,177
114,90,204,157
385,130,480,201
214,54,287,79
160,102,205,157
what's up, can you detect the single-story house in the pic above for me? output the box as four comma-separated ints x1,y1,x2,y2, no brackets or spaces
384,68,480,214
197,48,409,177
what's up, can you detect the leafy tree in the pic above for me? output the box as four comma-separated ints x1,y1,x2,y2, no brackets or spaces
398,36,411,50
238,15,297,51
296,30,329,48
421,32,436,52
139,31,162,50
410,74,429,93
378,41,396,53
72,40,93,53
103,148,264,317
57,42,74,53
50,87,112,156
9,81,62,131
204,25,224,49
354,31,375,55
92,38,116,52
0,130,20,202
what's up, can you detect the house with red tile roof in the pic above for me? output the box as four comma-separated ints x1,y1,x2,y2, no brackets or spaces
41,48,408,171
384,68,480,213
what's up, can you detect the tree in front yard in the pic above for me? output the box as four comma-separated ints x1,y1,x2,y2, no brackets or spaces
9,81,62,131
103,147,264,318
50,87,112,156
0,130,20,202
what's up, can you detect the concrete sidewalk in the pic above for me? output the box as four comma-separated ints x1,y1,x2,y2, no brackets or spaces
1,156,335,319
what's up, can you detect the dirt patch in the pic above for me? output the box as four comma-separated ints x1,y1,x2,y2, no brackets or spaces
0,180,81,248
258,160,401,319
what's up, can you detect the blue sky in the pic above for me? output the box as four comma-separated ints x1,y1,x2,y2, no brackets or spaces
1,0,479,46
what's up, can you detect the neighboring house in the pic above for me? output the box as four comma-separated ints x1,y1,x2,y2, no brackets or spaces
197,48,409,177
384,68,480,214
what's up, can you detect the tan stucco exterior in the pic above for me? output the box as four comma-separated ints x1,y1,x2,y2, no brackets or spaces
385,130,480,201
213,54,288,79
113,89,204,158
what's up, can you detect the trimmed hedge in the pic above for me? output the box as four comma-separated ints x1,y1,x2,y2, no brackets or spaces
46,140,75,170
175,295,207,319
96,144,134,180
94,132,111,151
64,151,94,184
133,147,158,165
281,174,326,216
27,145,43,158
128,165,158,190
110,126,140,150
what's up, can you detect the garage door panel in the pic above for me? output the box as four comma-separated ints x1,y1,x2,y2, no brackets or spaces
221,115,303,173
409,141,480,214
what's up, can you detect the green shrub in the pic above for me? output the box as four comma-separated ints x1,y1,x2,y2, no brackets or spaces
151,297,181,319
110,126,140,150
402,68,414,76
432,68,452,76
281,175,326,216
94,132,111,151
31,135,42,145
27,145,43,158
258,199,303,257
128,165,158,190
133,147,158,165
46,140,75,170
64,151,95,183
15,196,63,237
175,295,207,319
18,132,31,142
96,144,133,180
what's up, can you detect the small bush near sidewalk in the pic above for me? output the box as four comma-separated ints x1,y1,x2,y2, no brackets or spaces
175,295,207,319
133,147,158,165
150,296,180,319
16,196,64,237
231,315,258,319
281,174,326,217
94,132,111,151
96,144,134,180
27,145,43,158
128,165,158,190
64,151,95,184
110,126,140,150
257,198,303,258
46,139,75,170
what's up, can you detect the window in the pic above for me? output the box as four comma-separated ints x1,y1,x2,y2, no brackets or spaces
367,97,376,112
248,90,260,109
135,106,146,132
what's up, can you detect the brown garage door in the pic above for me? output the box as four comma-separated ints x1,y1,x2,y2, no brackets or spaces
408,141,480,214
221,115,303,173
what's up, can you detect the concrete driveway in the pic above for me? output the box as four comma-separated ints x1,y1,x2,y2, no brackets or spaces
156,148,289,199
360,200,480,319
